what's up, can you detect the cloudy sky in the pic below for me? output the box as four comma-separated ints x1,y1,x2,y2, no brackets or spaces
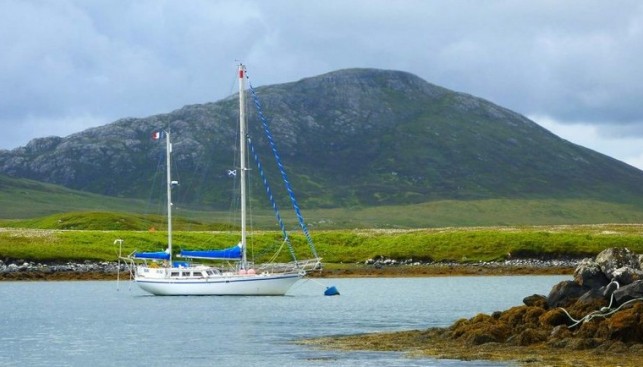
2,0,643,169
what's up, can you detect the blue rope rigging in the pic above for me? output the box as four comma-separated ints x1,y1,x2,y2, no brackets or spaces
246,77,319,260
247,137,298,263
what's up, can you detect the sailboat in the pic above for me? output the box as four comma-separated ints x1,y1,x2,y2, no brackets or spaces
119,64,321,296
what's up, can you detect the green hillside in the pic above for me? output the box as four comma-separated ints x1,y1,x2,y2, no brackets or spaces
0,174,146,218
0,174,641,230
0,211,235,231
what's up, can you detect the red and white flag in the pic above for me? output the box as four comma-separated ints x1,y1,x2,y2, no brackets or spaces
152,131,163,140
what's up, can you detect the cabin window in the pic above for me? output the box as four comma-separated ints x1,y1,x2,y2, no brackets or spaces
171,272,179,277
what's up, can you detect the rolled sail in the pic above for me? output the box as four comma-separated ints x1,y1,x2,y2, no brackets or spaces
133,251,170,260
179,243,242,260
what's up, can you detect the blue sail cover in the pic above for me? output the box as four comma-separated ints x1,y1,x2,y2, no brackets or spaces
133,251,170,260
179,244,242,260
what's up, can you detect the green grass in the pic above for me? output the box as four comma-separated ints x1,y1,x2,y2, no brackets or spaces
1,224,641,265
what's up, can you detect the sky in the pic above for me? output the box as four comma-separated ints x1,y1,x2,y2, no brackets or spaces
1,0,643,170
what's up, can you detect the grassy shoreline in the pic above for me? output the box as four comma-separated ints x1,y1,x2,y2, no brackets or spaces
1,224,642,265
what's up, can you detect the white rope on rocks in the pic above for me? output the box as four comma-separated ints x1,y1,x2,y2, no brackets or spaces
560,280,643,328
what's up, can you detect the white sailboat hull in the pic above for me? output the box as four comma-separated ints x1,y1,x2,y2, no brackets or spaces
134,271,304,296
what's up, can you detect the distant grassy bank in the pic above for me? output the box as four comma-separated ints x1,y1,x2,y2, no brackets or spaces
1,223,641,265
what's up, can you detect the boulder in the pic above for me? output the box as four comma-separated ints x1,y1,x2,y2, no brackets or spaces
523,294,548,308
573,258,609,289
612,280,643,306
539,308,569,327
610,266,643,285
547,280,589,308
595,247,642,285
577,288,609,307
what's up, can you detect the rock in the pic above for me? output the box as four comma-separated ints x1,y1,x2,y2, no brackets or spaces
602,281,620,298
547,280,589,308
523,294,548,308
573,258,609,289
0,260,124,276
610,266,643,285
595,247,642,285
539,308,569,327
612,280,643,306
577,288,609,307
438,248,643,355
606,303,643,343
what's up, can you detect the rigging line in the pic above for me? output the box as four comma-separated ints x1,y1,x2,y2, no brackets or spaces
266,239,287,264
246,76,319,259
246,146,256,263
248,137,297,263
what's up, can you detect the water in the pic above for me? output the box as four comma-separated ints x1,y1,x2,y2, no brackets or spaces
0,276,566,366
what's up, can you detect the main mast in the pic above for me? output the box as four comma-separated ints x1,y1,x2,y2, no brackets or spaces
165,131,173,264
239,64,248,269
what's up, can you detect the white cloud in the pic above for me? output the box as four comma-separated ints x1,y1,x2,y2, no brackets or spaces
1,114,109,149
0,0,642,170
530,115,643,170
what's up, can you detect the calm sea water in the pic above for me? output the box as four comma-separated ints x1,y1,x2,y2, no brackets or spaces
0,276,567,366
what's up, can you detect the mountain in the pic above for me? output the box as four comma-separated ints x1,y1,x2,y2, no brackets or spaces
1,68,642,210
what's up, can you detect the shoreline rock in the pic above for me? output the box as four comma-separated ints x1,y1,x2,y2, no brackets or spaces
0,257,576,281
444,248,643,351
307,247,643,367
0,259,126,274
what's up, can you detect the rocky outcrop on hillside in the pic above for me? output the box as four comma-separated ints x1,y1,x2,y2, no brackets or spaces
445,247,643,351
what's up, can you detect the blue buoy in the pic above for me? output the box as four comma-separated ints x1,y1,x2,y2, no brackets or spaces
324,286,340,296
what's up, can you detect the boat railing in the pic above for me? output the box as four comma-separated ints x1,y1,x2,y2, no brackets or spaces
257,258,322,273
